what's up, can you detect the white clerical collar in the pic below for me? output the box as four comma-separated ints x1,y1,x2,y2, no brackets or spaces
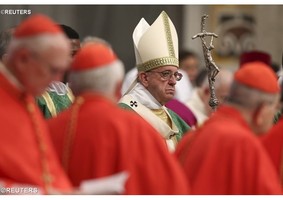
128,82,162,109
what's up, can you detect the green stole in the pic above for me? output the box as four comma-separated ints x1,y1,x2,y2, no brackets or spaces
37,88,74,119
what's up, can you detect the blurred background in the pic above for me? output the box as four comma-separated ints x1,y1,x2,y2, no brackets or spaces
0,5,282,72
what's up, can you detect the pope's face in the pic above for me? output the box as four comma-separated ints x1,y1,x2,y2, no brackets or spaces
143,66,179,105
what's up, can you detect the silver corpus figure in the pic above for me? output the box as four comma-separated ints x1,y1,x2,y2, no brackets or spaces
192,14,220,111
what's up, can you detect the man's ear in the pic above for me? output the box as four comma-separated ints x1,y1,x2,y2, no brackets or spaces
251,103,265,126
138,72,149,87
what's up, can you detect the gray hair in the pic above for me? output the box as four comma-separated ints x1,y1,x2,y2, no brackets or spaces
0,28,14,60
69,60,125,96
82,36,112,48
227,81,278,110
7,33,68,58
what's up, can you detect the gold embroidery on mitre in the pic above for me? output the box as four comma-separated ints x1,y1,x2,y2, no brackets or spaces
162,11,175,58
136,11,179,72
137,57,179,72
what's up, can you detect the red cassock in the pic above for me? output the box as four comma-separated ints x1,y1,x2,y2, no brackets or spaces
175,105,282,194
261,117,283,185
48,92,190,194
0,72,72,193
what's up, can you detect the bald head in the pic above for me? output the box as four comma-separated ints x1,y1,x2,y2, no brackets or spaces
196,69,233,116
215,69,234,104
200,69,233,104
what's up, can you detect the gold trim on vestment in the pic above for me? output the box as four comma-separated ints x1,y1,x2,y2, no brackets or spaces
26,99,53,192
62,96,84,172
41,91,57,117
151,108,172,128
151,108,178,148
66,87,75,103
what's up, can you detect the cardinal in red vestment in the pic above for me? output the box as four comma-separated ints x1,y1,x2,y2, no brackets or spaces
0,14,72,193
175,62,282,194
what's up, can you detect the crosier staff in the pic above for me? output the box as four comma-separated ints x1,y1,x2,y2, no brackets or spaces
192,14,220,111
